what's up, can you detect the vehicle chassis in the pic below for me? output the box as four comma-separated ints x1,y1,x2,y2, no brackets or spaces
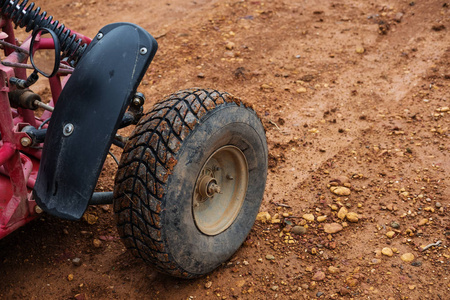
0,14,94,238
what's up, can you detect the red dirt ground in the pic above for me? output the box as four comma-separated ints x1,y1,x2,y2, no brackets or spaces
1,0,449,299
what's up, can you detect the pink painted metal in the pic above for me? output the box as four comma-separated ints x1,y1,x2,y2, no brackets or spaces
0,142,15,166
0,16,83,239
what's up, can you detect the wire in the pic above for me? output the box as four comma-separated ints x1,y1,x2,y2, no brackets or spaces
38,117,50,129
108,151,119,166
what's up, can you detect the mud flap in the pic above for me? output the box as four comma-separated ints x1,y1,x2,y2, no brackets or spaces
33,23,157,220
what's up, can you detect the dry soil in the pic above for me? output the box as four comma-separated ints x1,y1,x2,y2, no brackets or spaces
0,0,449,299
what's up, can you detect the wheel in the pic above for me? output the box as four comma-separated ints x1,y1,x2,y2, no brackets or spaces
114,88,267,278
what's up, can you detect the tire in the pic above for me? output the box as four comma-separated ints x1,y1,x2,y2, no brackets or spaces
114,88,267,278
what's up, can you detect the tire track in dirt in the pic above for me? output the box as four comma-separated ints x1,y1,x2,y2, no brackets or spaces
136,0,448,208
260,0,449,207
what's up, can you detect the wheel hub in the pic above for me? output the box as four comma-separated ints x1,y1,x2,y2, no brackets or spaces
193,145,248,236
198,175,221,200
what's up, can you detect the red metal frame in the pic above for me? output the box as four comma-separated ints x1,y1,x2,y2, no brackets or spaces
0,17,91,239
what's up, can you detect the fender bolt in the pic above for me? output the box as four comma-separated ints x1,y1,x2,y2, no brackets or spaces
20,137,32,147
63,123,74,136
97,33,103,40
140,47,148,55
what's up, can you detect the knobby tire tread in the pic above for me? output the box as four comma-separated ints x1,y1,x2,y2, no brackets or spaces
114,88,256,277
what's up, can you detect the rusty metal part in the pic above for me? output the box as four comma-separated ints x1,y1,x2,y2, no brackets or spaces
193,145,249,236
1,61,73,74
33,100,54,112
8,89,54,112
0,39,29,54
8,89,40,109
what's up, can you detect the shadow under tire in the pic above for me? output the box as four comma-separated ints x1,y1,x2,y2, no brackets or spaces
114,88,267,278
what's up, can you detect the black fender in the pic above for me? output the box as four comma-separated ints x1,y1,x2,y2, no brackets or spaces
33,23,157,220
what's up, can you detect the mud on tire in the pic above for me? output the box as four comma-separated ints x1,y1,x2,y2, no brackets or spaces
113,88,268,278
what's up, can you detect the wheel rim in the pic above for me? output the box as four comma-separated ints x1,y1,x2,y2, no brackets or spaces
193,145,248,236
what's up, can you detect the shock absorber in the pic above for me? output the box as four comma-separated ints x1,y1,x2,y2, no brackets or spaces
0,0,87,66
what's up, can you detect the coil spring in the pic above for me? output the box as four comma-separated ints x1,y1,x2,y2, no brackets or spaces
0,0,87,65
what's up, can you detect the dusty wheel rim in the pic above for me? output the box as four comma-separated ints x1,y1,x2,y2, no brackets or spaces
193,145,249,236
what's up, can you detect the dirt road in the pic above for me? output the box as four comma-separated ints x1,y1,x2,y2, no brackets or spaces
1,0,449,299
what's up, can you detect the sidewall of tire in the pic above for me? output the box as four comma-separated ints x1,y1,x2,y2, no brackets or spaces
162,103,267,276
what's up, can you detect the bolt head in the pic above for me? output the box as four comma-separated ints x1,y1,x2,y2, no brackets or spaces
34,205,43,214
20,137,32,147
97,33,103,40
63,123,74,136
140,47,148,55
133,97,142,106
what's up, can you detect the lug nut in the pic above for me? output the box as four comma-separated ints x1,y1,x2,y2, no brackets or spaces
207,183,221,195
